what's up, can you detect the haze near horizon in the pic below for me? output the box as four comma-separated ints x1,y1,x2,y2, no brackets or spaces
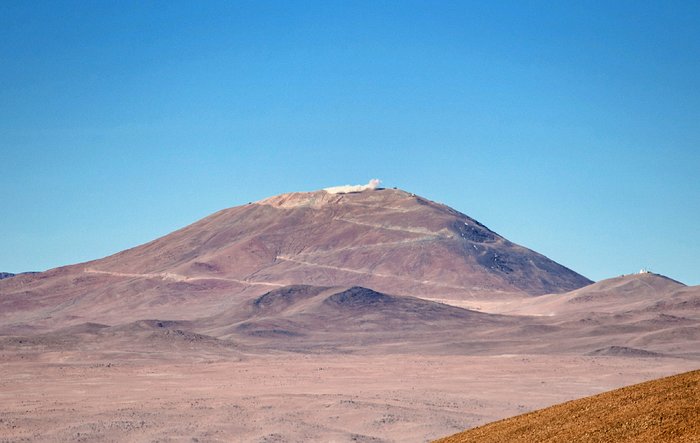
1,1,698,285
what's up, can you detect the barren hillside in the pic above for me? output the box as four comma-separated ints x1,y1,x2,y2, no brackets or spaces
435,369,700,443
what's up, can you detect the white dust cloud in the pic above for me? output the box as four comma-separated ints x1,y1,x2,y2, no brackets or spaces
324,179,382,194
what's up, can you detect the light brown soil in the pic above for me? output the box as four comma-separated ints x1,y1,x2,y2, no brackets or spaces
1,353,697,442
435,369,700,443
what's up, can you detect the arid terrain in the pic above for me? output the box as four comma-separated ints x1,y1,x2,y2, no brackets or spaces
436,369,700,443
2,354,697,442
1,188,698,442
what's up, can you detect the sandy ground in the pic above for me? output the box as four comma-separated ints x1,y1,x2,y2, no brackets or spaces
1,353,697,442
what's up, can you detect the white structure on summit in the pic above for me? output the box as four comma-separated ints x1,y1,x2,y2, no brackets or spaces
639,268,650,274
324,179,382,194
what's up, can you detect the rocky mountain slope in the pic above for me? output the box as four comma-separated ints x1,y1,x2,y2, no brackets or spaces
88,188,591,297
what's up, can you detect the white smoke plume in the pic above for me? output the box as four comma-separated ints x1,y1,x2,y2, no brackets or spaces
324,179,382,194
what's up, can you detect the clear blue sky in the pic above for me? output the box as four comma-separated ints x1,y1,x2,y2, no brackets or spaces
1,1,698,285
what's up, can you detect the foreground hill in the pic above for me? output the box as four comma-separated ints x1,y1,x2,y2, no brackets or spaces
435,369,700,443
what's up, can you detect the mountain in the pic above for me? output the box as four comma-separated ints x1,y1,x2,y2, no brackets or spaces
434,369,700,443
0,188,593,332
467,273,700,357
89,188,590,297
0,271,38,280
491,272,688,316
3,187,698,359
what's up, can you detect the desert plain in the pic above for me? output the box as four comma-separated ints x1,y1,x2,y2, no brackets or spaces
3,351,698,442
